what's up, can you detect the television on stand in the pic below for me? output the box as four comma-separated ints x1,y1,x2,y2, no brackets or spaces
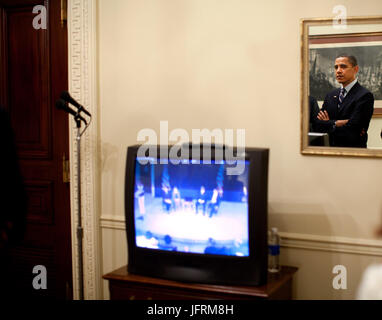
124,144,269,286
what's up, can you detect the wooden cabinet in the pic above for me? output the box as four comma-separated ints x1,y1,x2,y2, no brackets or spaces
103,265,298,300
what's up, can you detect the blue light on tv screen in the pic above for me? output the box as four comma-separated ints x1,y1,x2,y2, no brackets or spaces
133,158,250,257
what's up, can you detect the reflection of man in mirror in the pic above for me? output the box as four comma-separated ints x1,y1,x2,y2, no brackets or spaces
313,54,374,148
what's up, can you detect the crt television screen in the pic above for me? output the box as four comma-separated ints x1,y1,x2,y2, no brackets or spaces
133,157,250,257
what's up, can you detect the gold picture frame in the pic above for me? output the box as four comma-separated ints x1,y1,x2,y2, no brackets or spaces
301,16,382,158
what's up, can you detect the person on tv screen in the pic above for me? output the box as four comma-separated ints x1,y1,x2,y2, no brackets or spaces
135,183,145,217
313,54,374,148
136,231,159,249
242,186,248,202
158,235,177,252
172,186,182,212
162,184,172,213
204,238,219,254
195,186,207,215
204,237,230,255
208,187,223,218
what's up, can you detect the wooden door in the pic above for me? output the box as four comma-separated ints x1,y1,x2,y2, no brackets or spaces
0,0,72,299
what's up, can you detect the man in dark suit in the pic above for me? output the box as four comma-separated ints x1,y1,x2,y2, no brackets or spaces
314,54,374,148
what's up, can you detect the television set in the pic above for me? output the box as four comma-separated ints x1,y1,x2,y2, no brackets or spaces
124,144,269,286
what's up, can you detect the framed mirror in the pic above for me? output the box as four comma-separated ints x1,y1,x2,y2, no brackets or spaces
301,16,382,158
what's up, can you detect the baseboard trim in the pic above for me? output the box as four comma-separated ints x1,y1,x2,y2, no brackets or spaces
280,232,382,257
100,215,126,230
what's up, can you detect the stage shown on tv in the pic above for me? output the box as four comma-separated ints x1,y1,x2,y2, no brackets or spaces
133,157,250,257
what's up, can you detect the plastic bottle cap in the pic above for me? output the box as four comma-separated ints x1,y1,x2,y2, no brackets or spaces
271,227,278,233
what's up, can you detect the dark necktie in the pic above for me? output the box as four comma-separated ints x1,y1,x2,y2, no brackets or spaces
338,88,346,107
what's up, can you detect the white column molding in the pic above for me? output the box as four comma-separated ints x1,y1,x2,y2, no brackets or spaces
68,0,101,300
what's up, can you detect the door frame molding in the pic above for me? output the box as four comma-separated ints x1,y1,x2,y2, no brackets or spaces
68,0,101,300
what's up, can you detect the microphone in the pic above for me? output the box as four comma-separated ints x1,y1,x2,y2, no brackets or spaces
56,99,87,125
60,91,91,117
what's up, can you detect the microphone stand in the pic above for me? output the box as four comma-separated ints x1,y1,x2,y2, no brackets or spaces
56,96,91,300
74,112,91,300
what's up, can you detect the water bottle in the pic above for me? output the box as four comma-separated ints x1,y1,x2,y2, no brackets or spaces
268,227,281,273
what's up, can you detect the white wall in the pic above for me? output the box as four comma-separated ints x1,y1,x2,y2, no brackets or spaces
369,118,382,149
97,0,382,299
